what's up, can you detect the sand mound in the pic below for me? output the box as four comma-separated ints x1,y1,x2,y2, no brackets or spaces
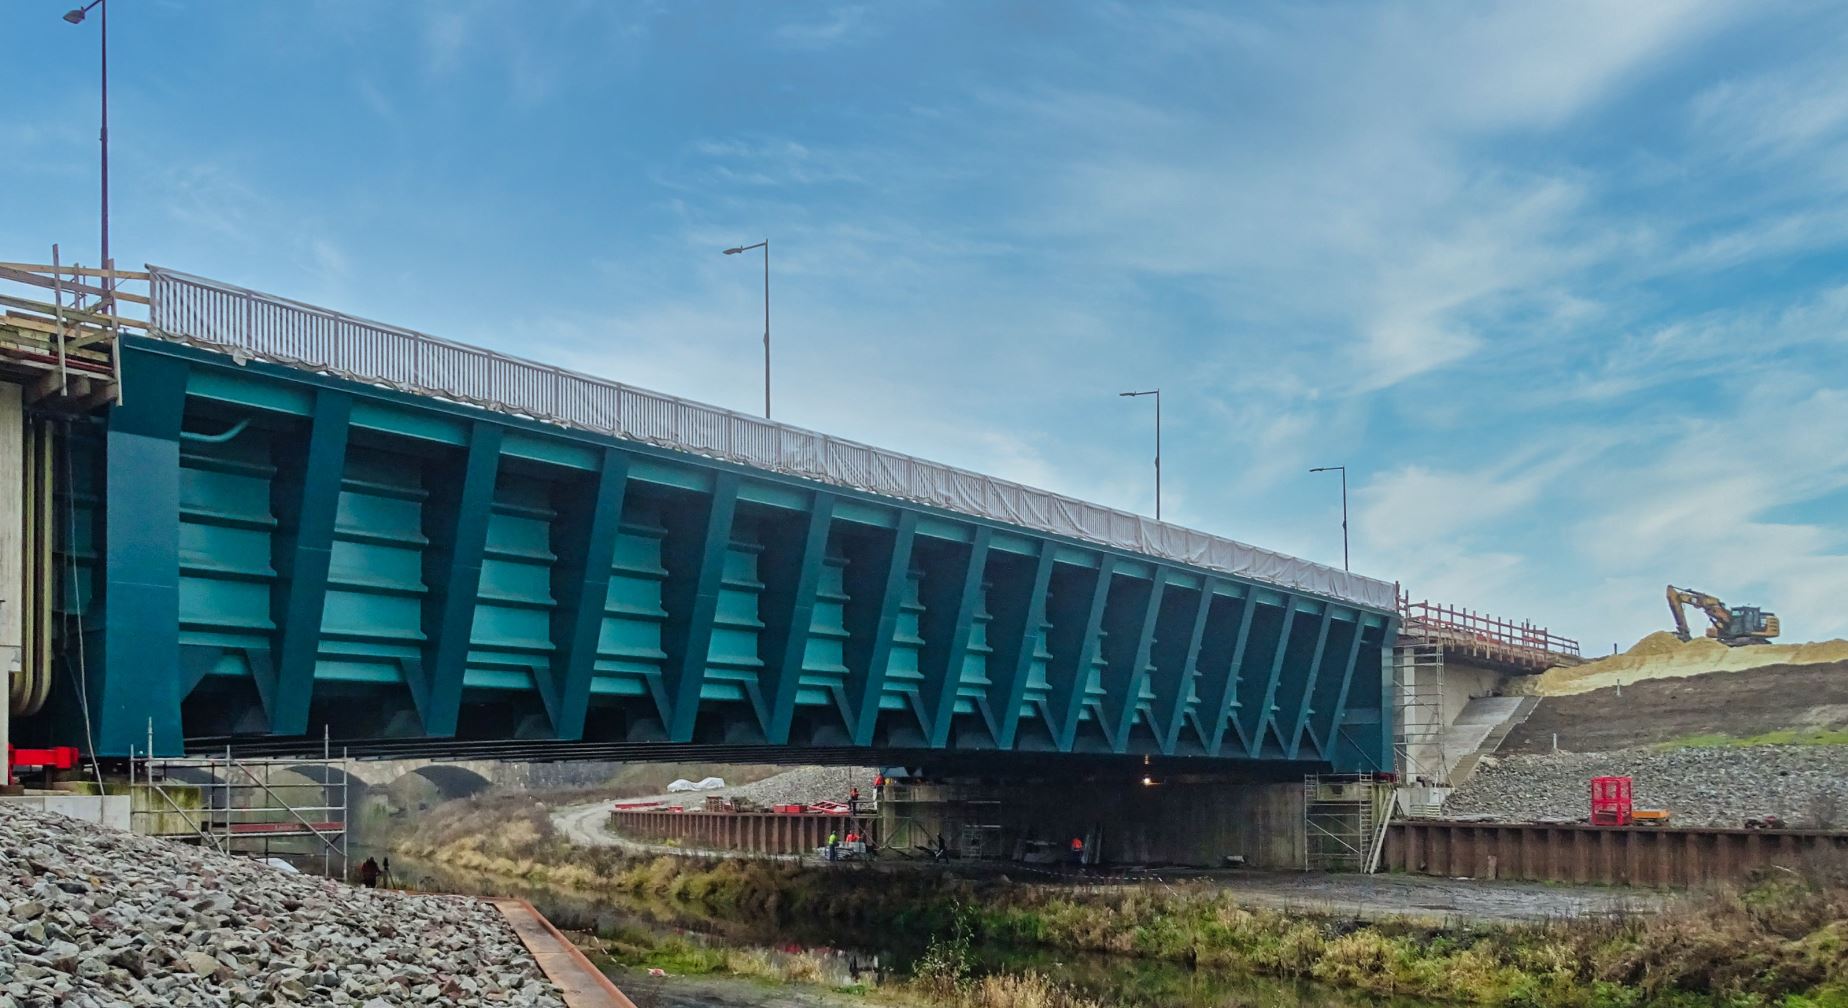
1623,630,1693,658
1519,634,1848,697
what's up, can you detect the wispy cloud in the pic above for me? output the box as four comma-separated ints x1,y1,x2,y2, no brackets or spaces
774,6,873,50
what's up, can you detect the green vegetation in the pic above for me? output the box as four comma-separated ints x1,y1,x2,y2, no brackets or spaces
587,912,1099,1008
400,791,1848,1007
1654,729,1848,750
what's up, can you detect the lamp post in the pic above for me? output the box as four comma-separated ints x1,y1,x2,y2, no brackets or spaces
1309,465,1348,571
1119,389,1161,521
722,241,770,419
63,0,110,307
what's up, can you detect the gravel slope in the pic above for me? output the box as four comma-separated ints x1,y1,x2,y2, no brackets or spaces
1,801,565,1007
1445,745,1848,827
618,766,878,810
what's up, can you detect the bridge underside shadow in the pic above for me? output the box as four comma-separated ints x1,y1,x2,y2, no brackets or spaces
39,337,1396,778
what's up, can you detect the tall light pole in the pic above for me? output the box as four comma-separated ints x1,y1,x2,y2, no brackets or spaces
1119,389,1161,521
1309,466,1348,571
63,0,110,307
722,241,770,419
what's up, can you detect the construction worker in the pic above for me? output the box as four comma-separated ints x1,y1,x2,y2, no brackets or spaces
827,831,840,861
359,857,381,888
848,786,861,816
1069,836,1085,868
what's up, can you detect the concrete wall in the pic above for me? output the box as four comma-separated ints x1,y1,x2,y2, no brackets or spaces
2,794,131,831
1441,661,1507,722
892,777,1304,869
1400,653,1519,785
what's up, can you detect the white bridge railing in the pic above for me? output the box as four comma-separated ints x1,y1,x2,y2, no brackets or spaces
146,265,1393,610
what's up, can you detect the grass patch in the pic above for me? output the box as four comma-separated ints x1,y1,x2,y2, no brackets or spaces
1655,729,1848,750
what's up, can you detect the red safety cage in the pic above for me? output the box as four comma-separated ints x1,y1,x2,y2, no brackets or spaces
1590,775,1633,826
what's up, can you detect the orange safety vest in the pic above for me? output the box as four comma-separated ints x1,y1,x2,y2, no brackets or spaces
1070,837,1084,852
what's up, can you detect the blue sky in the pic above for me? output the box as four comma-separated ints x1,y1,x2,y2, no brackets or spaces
6,1,1848,651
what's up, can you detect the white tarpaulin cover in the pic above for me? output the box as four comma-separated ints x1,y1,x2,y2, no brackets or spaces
147,267,1396,611
666,777,726,793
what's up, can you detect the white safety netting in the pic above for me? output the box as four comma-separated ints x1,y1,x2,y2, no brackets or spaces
146,266,1395,611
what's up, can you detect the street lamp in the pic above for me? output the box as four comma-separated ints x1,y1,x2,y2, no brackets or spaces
722,241,770,419
1119,389,1161,521
63,0,111,308
1309,466,1349,571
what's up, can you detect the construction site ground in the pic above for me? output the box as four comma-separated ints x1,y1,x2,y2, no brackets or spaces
1445,636,1848,827
552,798,1655,925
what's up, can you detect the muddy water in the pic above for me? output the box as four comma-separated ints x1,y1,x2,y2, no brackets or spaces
372,850,1440,1008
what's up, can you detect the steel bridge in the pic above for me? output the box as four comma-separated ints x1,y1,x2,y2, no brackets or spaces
21,265,1398,775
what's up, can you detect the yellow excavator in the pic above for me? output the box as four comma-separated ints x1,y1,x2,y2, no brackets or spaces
1665,585,1780,646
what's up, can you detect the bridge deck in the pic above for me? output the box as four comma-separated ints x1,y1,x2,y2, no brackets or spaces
30,265,1398,774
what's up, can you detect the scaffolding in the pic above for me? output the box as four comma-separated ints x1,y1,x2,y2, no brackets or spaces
878,782,1007,859
1397,593,1580,670
1393,642,1448,788
0,250,132,410
1303,773,1393,872
130,742,350,881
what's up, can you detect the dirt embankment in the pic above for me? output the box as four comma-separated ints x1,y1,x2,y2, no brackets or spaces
1502,663,1848,755
1520,631,1848,696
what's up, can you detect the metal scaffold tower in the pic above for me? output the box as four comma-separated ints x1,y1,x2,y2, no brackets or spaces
1393,642,1448,788
879,781,1007,859
129,739,351,880
1303,773,1394,872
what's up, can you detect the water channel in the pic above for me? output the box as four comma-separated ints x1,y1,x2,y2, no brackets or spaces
368,849,1441,1008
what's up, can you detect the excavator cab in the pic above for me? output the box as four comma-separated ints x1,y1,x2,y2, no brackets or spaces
1726,606,1778,641
1666,585,1780,646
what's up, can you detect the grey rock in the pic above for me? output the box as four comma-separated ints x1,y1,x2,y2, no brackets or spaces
1446,743,1848,827
0,801,566,1008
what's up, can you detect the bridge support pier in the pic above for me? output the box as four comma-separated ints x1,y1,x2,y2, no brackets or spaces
884,774,1306,869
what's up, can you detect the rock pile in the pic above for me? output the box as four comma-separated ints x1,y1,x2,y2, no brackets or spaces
0,801,566,1007
1444,745,1848,827
729,766,877,808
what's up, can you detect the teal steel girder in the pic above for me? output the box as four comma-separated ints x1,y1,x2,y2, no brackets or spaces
61,340,1397,772
988,541,1057,750
1104,575,1164,754
1156,583,1215,754
267,389,351,735
415,421,503,737
539,448,629,741
1203,596,1258,756
1280,607,1334,760
756,493,835,744
917,527,990,749
1046,555,1114,751
97,351,190,757
659,473,740,742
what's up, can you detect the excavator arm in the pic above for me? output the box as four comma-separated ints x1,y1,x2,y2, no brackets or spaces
1665,585,1695,641
1666,585,1736,642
